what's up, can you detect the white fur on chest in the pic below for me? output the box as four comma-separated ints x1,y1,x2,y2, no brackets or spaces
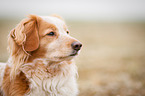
24,61,78,96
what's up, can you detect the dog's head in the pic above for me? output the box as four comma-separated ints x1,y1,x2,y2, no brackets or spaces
9,15,82,63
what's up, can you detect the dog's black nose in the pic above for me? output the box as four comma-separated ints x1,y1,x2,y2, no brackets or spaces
71,41,82,51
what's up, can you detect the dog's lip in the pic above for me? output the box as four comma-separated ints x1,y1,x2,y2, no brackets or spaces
54,50,79,59
69,50,78,56
70,53,78,56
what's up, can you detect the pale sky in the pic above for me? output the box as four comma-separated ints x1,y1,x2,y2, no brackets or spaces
0,0,145,21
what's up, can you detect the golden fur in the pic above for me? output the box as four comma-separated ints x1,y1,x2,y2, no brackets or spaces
0,15,82,96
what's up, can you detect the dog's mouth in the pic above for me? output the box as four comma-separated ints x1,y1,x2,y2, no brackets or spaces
69,50,79,56
53,50,79,61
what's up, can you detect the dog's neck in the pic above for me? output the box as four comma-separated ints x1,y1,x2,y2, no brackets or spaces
19,58,78,96
20,58,74,79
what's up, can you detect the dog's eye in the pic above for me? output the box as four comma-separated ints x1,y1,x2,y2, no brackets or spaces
47,32,55,36
66,31,69,34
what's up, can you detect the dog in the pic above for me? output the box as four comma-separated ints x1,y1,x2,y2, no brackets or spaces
0,15,82,96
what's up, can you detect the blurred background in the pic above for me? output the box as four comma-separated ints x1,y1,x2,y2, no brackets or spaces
0,0,145,95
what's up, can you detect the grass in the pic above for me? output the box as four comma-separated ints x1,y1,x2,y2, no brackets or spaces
0,19,145,96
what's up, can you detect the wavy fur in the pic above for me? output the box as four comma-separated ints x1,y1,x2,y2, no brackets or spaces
0,15,82,96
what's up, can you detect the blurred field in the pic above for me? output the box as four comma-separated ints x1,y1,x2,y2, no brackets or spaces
0,19,145,96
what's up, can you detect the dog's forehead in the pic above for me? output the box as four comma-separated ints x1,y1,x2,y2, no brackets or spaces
40,16,66,30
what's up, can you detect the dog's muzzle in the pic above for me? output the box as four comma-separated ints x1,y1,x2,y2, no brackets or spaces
70,41,82,56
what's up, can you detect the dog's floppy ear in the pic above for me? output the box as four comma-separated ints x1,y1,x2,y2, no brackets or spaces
23,15,39,51
12,15,40,52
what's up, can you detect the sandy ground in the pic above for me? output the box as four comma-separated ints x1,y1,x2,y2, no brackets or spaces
0,19,145,96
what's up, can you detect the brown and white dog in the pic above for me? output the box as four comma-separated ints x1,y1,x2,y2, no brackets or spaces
0,15,82,96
